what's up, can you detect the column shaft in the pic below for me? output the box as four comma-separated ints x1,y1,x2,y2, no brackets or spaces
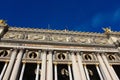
71,52,81,80
35,64,40,80
40,51,47,80
10,49,24,80
84,65,90,80
54,64,57,80
97,53,112,80
0,62,8,80
47,51,53,80
77,52,87,80
19,63,26,80
68,64,72,80
3,49,18,80
96,65,104,80
101,54,119,80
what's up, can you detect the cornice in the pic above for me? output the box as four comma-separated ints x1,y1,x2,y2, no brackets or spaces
8,26,105,37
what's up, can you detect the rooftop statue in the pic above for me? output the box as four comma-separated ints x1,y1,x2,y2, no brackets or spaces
103,27,112,33
0,20,7,26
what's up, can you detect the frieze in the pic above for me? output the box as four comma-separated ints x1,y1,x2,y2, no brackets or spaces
92,38,108,44
27,33,45,40
2,29,111,45
3,31,24,39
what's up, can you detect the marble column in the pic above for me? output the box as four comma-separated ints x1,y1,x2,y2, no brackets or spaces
54,64,58,80
77,52,87,80
10,49,24,80
40,50,47,80
71,52,81,80
84,65,90,80
68,64,72,80
0,62,8,80
96,64,104,80
101,53,119,80
47,50,53,80
96,53,112,80
19,62,26,80
36,63,40,80
3,49,18,80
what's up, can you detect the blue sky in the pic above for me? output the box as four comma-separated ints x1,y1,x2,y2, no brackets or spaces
0,0,120,32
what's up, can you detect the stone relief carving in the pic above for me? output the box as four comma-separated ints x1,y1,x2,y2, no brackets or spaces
93,38,108,44
4,32,23,39
45,34,52,41
3,31,109,45
27,34,44,40
52,35,66,42
69,37,88,43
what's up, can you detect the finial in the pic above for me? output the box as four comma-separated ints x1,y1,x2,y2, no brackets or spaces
0,20,7,26
102,27,112,33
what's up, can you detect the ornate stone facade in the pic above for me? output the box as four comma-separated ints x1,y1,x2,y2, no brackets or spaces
0,21,120,80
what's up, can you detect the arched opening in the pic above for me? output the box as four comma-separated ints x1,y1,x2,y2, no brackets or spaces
0,50,8,57
58,53,65,60
29,52,37,58
85,54,92,60
108,55,115,60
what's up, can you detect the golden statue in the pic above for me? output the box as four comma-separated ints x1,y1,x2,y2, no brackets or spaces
0,20,7,26
103,27,112,33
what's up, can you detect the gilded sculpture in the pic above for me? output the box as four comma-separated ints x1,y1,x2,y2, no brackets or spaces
0,20,7,26
103,27,112,33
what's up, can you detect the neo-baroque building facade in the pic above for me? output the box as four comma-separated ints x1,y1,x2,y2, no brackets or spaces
0,20,120,80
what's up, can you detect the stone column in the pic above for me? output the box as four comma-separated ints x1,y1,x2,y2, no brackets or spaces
19,62,26,80
47,50,53,80
40,50,47,80
101,53,119,80
77,52,87,80
35,63,40,80
84,65,90,80
10,49,24,80
54,63,58,80
96,64,104,80
0,62,8,80
68,64,72,80
3,49,18,80
71,52,81,80
96,53,112,80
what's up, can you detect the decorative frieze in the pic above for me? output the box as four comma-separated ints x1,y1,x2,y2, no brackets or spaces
2,30,111,45
3,31,24,39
